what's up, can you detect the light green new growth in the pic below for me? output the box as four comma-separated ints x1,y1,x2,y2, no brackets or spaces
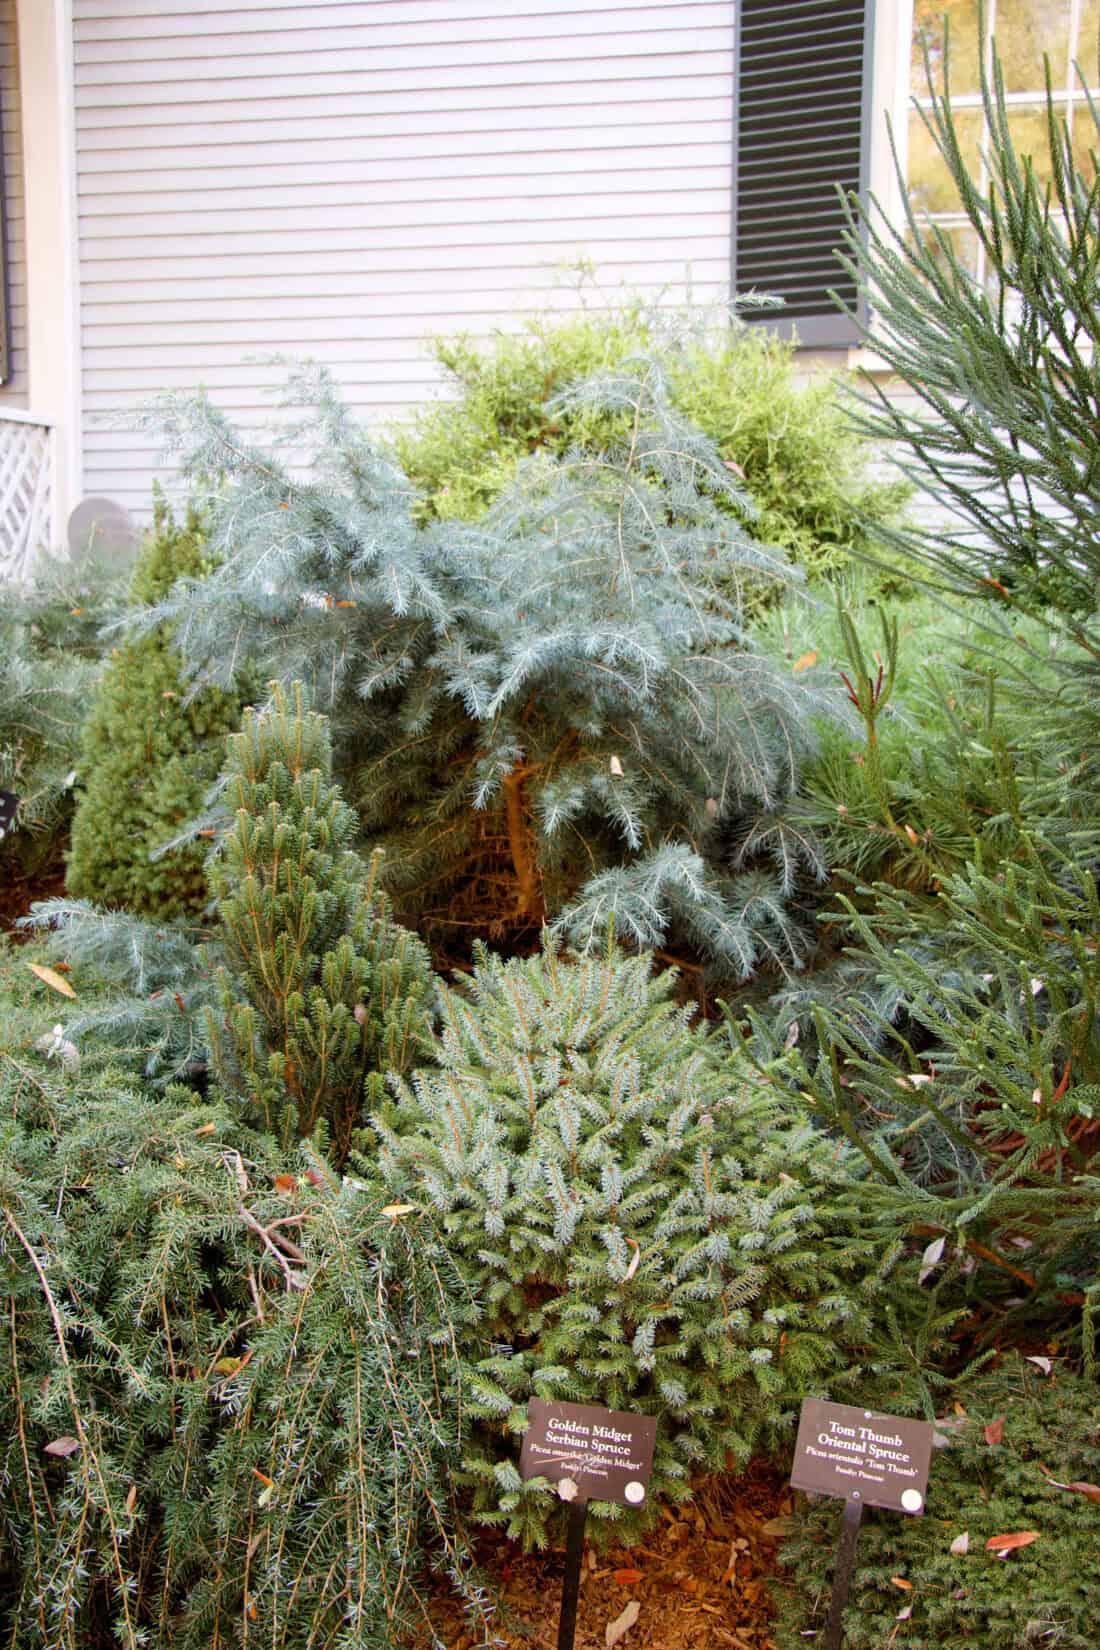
394,295,908,584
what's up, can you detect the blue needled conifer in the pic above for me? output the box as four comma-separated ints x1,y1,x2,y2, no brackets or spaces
137,358,834,977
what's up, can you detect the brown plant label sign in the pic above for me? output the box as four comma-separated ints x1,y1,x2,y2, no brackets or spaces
791,1399,934,1514
519,1398,657,1507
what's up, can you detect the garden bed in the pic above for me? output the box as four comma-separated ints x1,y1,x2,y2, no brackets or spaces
0,854,64,940
421,1466,789,1650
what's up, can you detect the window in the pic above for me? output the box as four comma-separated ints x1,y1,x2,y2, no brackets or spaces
910,0,1100,283
733,0,875,349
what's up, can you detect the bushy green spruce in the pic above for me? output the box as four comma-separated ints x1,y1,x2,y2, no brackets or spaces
393,295,907,583
132,360,833,978
0,549,130,875
0,976,485,1650
207,683,435,1160
66,492,243,921
377,938,886,1545
775,1358,1100,1650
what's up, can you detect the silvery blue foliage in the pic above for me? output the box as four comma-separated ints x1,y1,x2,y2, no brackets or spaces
130,356,837,976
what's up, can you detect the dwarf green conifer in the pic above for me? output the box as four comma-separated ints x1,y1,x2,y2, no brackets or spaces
66,493,242,920
378,938,884,1545
207,683,434,1159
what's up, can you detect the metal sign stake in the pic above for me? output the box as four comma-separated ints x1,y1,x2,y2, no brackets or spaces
556,1500,589,1650
517,1398,657,1650
822,1496,863,1650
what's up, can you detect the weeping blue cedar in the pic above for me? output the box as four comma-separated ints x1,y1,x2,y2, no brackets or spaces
131,360,837,977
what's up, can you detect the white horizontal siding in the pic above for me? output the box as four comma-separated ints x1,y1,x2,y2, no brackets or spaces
74,0,735,515
0,0,27,407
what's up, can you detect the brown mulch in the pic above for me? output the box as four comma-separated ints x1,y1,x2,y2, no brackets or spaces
421,1464,792,1650
0,854,65,942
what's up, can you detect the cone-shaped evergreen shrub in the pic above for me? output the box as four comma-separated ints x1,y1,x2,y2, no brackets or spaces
66,493,243,920
207,683,435,1159
0,548,131,875
377,938,886,1545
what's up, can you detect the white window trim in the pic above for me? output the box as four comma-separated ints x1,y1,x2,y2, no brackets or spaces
16,0,80,546
846,0,913,373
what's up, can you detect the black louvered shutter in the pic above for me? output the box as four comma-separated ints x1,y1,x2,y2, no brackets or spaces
733,0,873,348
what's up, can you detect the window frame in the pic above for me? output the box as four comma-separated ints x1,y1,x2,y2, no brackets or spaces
731,0,879,351
908,0,1098,288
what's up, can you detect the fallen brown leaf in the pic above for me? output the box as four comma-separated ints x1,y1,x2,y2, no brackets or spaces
27,963,76,999
44,1436,80,1458
612,1569,644,1587
1045,1478,1100,1504
986,1530,1040,1553
984,1417,1006,1446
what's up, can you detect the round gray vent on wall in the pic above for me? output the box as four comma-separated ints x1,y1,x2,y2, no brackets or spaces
67,496,138,562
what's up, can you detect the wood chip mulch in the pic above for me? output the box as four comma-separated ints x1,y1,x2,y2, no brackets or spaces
421,1463,792,1650
0,855,65,941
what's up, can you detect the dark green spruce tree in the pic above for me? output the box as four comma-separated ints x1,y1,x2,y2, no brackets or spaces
66,491,243,920
206,682,435,1160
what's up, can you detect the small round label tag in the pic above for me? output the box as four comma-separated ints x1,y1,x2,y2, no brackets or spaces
901,1489,923,1513
624,1481,646,1504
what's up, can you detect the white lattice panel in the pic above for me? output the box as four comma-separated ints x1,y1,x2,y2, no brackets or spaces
0,417,52,583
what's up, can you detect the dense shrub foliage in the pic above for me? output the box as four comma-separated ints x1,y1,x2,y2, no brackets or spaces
66,496,244,920
0,549,130,874
775,1359,1100,1650
0,946,486,1650
393,299,908,582
1,21,1098,1645
379,940,888,1545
